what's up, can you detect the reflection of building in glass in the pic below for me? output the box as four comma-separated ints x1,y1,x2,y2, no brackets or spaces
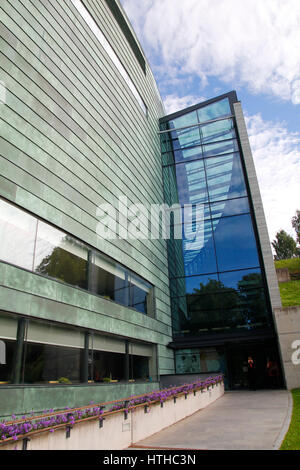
160,92,284,389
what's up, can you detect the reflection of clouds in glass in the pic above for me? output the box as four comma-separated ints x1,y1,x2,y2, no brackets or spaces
0,200,37,270
34,223,88,269
197,99,231,123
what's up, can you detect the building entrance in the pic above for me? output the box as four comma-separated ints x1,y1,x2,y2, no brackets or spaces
226,339,284,390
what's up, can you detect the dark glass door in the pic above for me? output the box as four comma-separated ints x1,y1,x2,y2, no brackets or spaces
226,339,284,390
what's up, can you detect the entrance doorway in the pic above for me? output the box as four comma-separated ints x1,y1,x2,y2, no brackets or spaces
226,339,284,390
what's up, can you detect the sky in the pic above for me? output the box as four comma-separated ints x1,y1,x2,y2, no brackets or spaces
120,0,300,246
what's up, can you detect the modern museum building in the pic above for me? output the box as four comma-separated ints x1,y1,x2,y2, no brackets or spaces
0,0,289,418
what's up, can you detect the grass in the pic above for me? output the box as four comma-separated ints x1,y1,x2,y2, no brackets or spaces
279,280,300,307
275,258,300,274
280,389,300,450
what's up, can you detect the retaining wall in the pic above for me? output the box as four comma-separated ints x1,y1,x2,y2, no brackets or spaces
0,381,224,450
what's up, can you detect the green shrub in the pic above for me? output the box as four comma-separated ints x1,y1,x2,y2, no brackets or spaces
58,377,72,384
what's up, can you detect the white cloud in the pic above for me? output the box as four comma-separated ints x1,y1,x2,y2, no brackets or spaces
245,114,300,243
163,94,206,115
291,80,300,105
122,0,300,104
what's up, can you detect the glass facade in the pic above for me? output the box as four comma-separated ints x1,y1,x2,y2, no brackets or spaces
0,311,156,385
160,95,273,339
0,198,154,316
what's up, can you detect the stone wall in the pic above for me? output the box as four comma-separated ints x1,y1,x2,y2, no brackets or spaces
274,306,300,389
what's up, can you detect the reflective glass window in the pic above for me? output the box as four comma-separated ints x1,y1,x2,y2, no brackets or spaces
172,220,217,276
210,197,250,219
175,348,226,374
173,288,269,336
186,291,243,312
90,252,129,304
34,222,88,289
172,145,203,164
129,274,152,315
197,98,231,123
160,133,173,153
205,153,247,202
162,151,175,166
180,203,211,224
202,139,239,158
168,110,198,130
174,160,208,205
177,305,225,335
171,126,201,150
222,289,270,331
213,214,260,271
170,274,219,296
219,269,263,291
200,118,235,144
0,199,37,270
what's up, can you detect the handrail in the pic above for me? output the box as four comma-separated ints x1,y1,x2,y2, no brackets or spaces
0,375,223,446
3,377,219,425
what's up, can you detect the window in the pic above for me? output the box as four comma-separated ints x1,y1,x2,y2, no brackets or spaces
175,347,226,374
160,95,271,339
197,98,231,123
0,199,37,270
213,214,260,271
0,312,157,385
0,198,154,316
34,222,88,290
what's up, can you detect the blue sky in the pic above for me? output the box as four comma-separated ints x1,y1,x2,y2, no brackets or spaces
120,0,300,246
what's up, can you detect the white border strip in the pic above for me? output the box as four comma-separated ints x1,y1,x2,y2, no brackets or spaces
70,0,147,115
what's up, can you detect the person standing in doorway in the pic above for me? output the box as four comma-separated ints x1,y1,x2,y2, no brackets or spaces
247,356,256,390
266,357,279,388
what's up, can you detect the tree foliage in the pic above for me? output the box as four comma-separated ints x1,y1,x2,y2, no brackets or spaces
292,209,300,245
272,230,297,261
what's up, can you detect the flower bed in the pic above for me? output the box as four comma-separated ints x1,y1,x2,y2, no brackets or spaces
0,375,223,449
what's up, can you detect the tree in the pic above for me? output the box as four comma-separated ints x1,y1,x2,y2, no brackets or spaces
292,210,300,245
272,230,297,260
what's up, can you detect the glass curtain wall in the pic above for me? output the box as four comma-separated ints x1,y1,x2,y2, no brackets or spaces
0,198,153,316
160,96,272,338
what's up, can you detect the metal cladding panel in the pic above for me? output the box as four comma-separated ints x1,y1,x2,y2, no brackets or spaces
0,0,174,375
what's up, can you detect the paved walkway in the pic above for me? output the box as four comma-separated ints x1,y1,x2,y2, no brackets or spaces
130,390,292,450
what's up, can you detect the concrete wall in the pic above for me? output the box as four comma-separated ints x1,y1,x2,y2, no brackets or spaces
274,306,300,389
0,0,174,414
276,268,291,283
0,381,224,450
